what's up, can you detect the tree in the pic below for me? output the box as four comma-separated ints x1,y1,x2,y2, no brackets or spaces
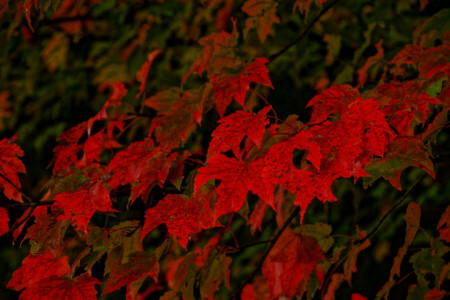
0,0,449,299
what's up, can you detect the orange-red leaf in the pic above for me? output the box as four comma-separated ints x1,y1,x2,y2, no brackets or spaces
0,135,26,202
212,58,273,117
52,180,116,233
19,273,100,300
437,205,450,243
7,251,70,291
103,252,160,295
141,194,213,249
262,228,324,298
0,206,9,235
208,106,271,159
136,50,161,99
242,0,280,43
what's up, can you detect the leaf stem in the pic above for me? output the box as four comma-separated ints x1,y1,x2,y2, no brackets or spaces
267,0,339,64
0,173,33,203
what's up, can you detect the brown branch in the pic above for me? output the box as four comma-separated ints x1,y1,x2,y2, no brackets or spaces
0,173,33,203
5,200,54,208
231,205,300,299
356,173,426,245
267,0,338,64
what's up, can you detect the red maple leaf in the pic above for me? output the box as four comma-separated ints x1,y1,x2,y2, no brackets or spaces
19,273,100,300
389,37,450,79
136,50,161,99
437,205,450,243
195,154,273,220
207,106,271,160
182,19,239,84
141,194,213,249
0,206,8,235
368,81,440,136
108,138,179,203
0,135,26,202
306,84,360,125
52,179,117,233
148,88,204,150
242,0,280,43
262,228,324,298
364,136,435,190
7,251,70,291
103,251,160,295
212,58,273,117
88,81,128,134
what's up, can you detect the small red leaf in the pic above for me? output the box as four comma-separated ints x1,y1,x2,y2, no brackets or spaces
208,106,271,159
19,273,100,300
141,194,213,249
136,50,161,99
7,251,70,291
0,135,26,202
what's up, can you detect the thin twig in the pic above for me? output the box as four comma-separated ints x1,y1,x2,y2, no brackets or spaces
267,0,338,64
232,206,300,299
5,200,54,208
356,173,426,245
234,240,272,251
0,173,33,203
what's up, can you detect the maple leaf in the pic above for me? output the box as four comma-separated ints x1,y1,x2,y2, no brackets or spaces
241,276,271,300
141,194,213,249
343,230,371,286
324,273,345,300
0,135,26,202
0,206,8,235
107,138,158,189
19,273,101,300
77,129,121,169
212,58,273,117
87,81,128,134
103,251,161,295
207,106,271,159
148,88,205,150
248,199,268,235
7,251,70,291
52,179,116,233
437,205,450,243
242,0,280,43
52,121,87,174
293,0,327,18
363,136,435,190
135,50,160,99
389,202,421,283
389,37,450,79
195,154,272,220
182,19,239,83
198,251,232,300
357,39,384,88
306,84,360,125
262,228,324,298
24,211,69,254
369,81,440,136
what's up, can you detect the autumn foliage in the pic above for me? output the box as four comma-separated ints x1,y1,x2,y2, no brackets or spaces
0,0,449,299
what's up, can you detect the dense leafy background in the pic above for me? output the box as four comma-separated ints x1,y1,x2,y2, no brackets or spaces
0,0,449,299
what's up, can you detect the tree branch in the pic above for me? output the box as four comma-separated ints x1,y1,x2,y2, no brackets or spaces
0,173,33,203
267,0,338,64
0,206,36,238
356,173,426,245
232,205,301,299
